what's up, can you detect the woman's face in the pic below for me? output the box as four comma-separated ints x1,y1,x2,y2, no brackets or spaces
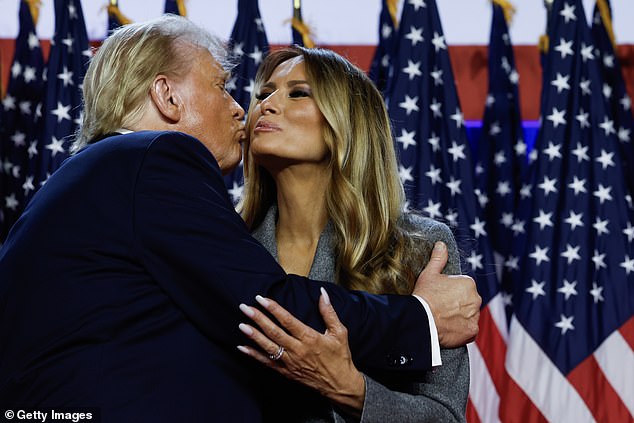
248,56,329,170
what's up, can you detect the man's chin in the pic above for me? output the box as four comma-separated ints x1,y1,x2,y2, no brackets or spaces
220,154,243,176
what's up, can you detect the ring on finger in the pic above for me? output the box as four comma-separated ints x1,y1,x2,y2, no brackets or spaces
269,345,284,361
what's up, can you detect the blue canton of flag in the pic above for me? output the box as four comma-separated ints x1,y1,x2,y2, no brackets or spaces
591,0,634,196
107,2,131,33
369,0,398,94
224,0,269,205
504,0,634,420
0,1,44,244
164,0,185,16
384,0,499,305
475,2,527,310
36,0,90,190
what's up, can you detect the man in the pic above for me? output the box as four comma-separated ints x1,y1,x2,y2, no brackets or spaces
0,16,480,422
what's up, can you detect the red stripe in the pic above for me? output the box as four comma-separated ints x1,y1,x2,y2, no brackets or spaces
499,376,548,423
474,306,508,395
619,315,634,351
568,354,633,423
466,398,482,423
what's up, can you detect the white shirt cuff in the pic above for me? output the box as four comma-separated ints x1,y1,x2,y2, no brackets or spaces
413,294,442,366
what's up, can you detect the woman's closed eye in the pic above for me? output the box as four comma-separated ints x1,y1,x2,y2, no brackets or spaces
289,88,311,98
255,91,272,101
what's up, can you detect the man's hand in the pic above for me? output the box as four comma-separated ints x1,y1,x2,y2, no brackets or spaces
412,241,481,348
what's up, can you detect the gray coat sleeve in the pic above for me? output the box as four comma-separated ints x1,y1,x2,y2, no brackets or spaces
345,217,469,423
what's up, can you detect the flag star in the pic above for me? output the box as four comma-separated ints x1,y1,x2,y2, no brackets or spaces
496,181,511,197
538,176,558,196
623,222,634,242
489,122,501,136
402,60,422,80
543,142,562,161
599,117,615,136
398,165,414,183
519,184,532,199
41,172,52,186
51,101,72,123
554,38,574,59
408,0,427,11
603,83,612,99
475,189,489,208
592,249,607,269
595,149,615,170
559,2,577,23
493,150,506,165
554,314,575,335
82,48,92,59
405,26,424,46
580,43,595,62
445,177,462,196
11,131,26,147
501,57,512,73
431,32,446,52
475,163,484,176
22,176,35,196
505,256,519,271
2,158,13,173
509,70,519,84
57,66,74,87
380,54,390,68
396,129,417,150
430,68,444,86
232,42,244,57
61,36,74,49
579,78,591,95
11,62,22,78
470,217,487,238
445,210,458,227
68,2,78,19
5,194,19,211
248,46,263,65
450,109,464,128
501,212,514,228
533,209,553,230
593,184,612,204
429,99,443,118
618,127,631,143
546,107,566,128
571,142,590,162
621,94,632,111
243,79,255,94
590,282,604,303
564,210,584,230
501,292,513,307
593,217,610,236
28,141,38,158
45,137,66,157
254,18,265,32
23,66,37,83
526,279,546,299
602,54,614,68
514,140,527,156
551,73,570,93
485,94,495,107
557,280,578,300
2,94,16,111
427,133,440,152
228,182,243,204
561,244,581,264
381,23,392,39
399,95,419,115
621,255,634,274
575,109,590,128
28,32,39,50
423,199,442,219
225,76,237,92
466,250,483,270
10,164,20,178
447,142,466,162
425,164,442,185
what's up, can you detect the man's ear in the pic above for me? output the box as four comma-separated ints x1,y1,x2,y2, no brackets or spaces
149,74,181,123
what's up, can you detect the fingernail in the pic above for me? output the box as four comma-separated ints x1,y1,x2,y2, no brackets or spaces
320,287,331,305
237,345,249,354
238,323,253,336
434,241,446,252
239,303,255,317
255,295,270,308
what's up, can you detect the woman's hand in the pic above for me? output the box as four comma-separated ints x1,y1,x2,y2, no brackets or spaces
237,288,365,416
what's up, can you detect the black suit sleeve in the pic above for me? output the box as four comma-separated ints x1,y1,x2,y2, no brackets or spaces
132,132,432,374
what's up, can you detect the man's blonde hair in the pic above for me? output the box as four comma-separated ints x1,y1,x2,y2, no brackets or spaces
241,47,431,295
73,14,229,151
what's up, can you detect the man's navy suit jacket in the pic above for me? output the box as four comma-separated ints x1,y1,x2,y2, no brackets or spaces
0,131,432,422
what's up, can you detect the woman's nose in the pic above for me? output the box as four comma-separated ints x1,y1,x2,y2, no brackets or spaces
260,91,280,114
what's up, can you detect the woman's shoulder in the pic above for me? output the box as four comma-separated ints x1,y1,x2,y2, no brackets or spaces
401,213,454,243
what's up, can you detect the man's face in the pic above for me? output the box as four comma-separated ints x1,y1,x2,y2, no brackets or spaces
173,49,245,174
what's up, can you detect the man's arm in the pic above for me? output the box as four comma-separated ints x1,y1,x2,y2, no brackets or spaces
132,132,432,374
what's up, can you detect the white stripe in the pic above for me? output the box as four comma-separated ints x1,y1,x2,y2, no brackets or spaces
593,330,634,417
505,317,595,423
468,342,501,423
487,293,509,342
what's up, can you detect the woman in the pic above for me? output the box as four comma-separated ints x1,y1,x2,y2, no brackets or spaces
237,46,469,422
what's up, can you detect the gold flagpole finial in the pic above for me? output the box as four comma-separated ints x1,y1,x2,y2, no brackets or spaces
24,0,42,26
107,1,132,26
491,0,516,24
386,0,398,28
176,0,187,17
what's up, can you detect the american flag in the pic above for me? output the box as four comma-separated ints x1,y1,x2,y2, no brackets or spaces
502,0,634,421
591,0,634,195
223,0,269,204
368,0,398,94
382,1,500,420
0,1,44,244
290,1,314,48
467,2,528,421
164,0,186,16
36,0,90,190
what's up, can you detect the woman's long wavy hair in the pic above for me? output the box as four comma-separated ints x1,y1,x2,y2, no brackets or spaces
240,46,432,295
